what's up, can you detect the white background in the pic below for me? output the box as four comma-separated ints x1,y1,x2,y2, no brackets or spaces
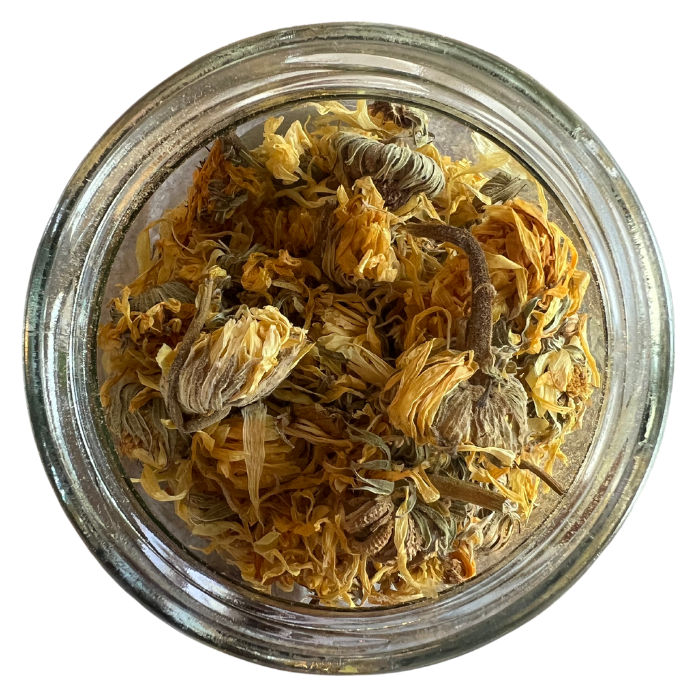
4,2,698,697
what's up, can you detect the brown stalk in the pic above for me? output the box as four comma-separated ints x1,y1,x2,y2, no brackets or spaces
518,460,565,496
429,473,505,512
404,223,494,368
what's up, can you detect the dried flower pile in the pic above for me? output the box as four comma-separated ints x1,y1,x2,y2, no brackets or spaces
99,100,599,606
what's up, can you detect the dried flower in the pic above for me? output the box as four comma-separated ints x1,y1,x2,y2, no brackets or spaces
251,116,311,184
325,177,400,285
160,301,313,432
331,131,445,209
105,378,180,466
128,281,196,313
434,376,530,453
368,100,432,147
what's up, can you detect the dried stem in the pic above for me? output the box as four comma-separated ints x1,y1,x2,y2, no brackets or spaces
430,473,505,512
405,223,494,368
518,460,565,496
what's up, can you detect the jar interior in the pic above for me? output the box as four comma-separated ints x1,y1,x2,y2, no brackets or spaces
98,99,606,608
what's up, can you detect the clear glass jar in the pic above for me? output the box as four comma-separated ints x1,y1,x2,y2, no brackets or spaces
24,24,673,673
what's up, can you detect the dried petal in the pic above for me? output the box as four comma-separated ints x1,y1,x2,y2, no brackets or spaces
243,401,267,517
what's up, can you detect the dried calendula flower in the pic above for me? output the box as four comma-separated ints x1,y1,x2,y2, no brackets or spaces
241,249,321,297
251,116,312,185
330,131,445,210
105,378,181,467
433,375,530,453
367,100,433,147
327,177,400,284
399,222,531,454
384,340,478,445
127,281,196,313
159,301,313,432
99,99,599,606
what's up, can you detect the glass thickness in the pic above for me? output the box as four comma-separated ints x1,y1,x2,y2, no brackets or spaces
24,24,672,673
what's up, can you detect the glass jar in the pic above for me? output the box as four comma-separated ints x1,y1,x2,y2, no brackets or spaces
24,24,673,673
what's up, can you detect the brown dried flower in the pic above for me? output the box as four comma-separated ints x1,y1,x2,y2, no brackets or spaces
159,279,313,433
331,131,445,210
